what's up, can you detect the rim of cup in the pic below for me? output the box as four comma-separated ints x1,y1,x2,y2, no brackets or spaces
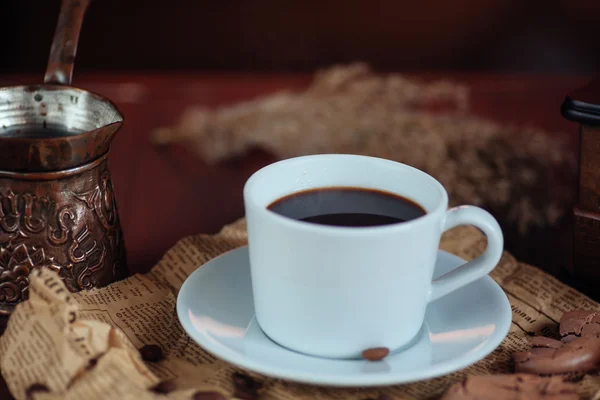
243,154,449,236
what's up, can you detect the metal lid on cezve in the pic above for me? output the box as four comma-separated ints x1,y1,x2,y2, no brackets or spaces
561,79,600,126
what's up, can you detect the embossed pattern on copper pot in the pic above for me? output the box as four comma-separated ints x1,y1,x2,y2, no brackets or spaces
0,0,128,315
0,86,128,315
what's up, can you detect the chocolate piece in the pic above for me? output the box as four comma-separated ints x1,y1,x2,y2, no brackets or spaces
582,320,600,338
192,391,228,400
513,336,600,376
362,347,390,361
513,347,557,365
361,395,394,400
529,336,564,349
562,334,579,344
232,372,262,400
560,310,600,339
139,344,163,362
150,380,177,394
25,383,50,400
440,374,578,400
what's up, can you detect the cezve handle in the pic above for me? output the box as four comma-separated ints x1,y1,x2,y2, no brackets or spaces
428,206,504,302
44,0,92,86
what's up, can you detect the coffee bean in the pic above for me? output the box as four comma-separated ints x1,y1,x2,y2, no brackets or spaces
25,383,49,400
362,347,390,361
139,344,163,362
233,391,259,400
151,380,177,394
232,372,262,400
192,391,228,400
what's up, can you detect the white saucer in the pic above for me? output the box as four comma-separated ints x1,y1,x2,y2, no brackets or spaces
177,246,511,387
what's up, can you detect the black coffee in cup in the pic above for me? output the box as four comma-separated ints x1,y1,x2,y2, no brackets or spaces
267,187,426,227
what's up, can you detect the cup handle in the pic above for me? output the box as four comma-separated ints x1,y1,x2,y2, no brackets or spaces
428,206,504,302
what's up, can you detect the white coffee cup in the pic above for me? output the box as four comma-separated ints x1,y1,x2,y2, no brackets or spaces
243,154,503,359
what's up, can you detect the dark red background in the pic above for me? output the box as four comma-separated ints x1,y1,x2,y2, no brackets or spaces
1,1,600,74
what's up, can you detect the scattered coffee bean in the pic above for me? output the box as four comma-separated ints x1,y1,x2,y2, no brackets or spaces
151,380,177,394
362,347,390,361
25,383,50,400
139,344,163,362
233,392,258,400
192,391,228,400
361,395,393,400
232,372,263,400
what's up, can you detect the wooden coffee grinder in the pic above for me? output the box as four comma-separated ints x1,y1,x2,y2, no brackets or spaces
562,80,600,286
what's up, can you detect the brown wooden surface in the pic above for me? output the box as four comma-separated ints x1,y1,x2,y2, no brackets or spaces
0,72,592,399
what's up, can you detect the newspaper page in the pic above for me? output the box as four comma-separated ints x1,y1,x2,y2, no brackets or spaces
1,219,599,400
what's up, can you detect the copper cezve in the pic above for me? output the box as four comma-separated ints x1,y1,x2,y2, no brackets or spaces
0,0,128,316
